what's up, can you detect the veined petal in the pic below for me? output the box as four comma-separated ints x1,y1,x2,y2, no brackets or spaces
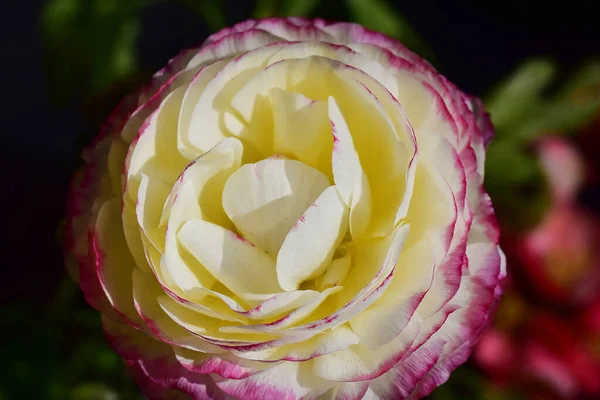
222,157,330,255
220,286,342,334
132,267,223,353
287,224,410,335
276,186,349,291
94,198,144,327
162,138,242,293
270,89,333,177
315,249,352,290
178,219,282,301
214,359,333,400
329,96,372,239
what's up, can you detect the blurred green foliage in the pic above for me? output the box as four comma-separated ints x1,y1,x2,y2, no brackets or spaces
28,0,600,398
484,59,600,229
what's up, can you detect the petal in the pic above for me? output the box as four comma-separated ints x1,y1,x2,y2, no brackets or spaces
276,186,349,291
222,157,330,255
163,138,242,293
173,347,270,379
132,267,223,353
220,286,342,334
102,316,230,399
214,360,333,400
185,44,284,156
269,89,333,177
329,96,372,239
315,249,352,290
93,198,144,327
287,224,411,336
178,219,282,299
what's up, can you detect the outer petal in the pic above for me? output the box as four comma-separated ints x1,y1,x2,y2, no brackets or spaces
102,316,230,399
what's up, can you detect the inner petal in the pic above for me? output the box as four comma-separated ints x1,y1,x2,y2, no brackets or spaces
276,186,349,291
222,157,330,255
178,219,282,300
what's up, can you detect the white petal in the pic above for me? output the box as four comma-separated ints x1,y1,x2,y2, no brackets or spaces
163,138,243,292
315,248,352,291
214,358,333,399
276,186,349,291
287,224,411,334
270,89,333,174
185,45,283,156
329,96,372,239
220,286,342,334
222,157,330,255
178,219,282,300
177,60,228,160
238,290,321,320
135,173,170,252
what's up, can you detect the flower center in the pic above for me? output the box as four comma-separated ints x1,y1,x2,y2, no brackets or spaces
221,156,350,292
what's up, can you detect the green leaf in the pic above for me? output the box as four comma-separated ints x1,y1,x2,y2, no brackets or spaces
486,59,600,142
70,383,117,400
41,0,143,103
484,140,550,230
344,0,436,63
485,58,557,137
178,0,226,32
253,0,281,18
282,0,320,16
516,60,600,140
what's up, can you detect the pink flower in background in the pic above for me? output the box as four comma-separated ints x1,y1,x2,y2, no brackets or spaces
515,137,600,304
475,132,600,400
64,18,504,399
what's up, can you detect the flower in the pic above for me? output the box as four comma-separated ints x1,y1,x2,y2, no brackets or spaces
475,295,600,399
509,137,600,304
64,18,504,399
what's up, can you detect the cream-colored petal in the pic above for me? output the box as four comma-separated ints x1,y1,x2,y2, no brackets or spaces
185,45,284,156
177,60,228,160
329,96,372,239
222,157,330,255
287,224,410,334
131,267,223,353
162,138,242,293
94,198,144,325
315,249,352,290
178,219,282,299
276,186,349,291
269,89,333,174
127,86,189,185
220,286,342,334
135,173,170,252
238,290,321,320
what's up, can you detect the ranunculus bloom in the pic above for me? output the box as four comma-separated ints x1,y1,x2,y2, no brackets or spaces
65,18,504,399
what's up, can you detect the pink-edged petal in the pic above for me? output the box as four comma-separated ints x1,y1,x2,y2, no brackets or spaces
102,316,230,400
325,381,370,400
214,360,333,400
93,198,145,327
368,338,447,399
276,186,349,291
329,96,372,239
220,286,342,334
173,347,270,380
178,219,282,300
288,224,410,336
222,158,330,256
162,138,242,293
132,268,224,353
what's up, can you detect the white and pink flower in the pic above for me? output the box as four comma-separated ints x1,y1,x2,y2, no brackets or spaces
64,18,504,399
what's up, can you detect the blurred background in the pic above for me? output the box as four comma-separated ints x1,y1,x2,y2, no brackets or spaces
1,0,599,399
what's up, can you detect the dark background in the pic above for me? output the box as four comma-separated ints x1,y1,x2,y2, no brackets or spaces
0,0,598,398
